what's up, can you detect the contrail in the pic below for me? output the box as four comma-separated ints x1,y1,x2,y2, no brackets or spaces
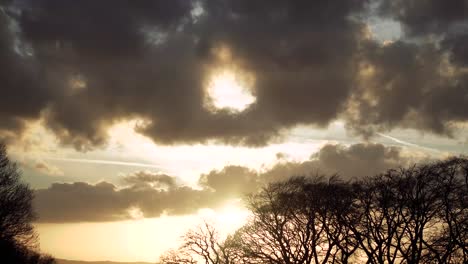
376,133,441,153
44,157,168,171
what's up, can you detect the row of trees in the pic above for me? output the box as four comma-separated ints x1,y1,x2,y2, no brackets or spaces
162,157,468,264
0,144,55,263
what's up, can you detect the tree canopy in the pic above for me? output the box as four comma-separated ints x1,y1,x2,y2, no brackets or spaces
0,144,55,264
163,157,468,264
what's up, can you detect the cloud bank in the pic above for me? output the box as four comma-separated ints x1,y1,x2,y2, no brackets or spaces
34,143,425,222
0,0,466,150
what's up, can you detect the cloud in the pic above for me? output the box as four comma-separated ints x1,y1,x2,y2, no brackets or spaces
345,0,468,136
34,143,427,223
199,166,259,196
122,171,177,189
0,0,368,148
44,157,166,170
0,8,49,137
16,158,64,176
346,39,468,136
35,182,131,222
34,161,64,176
34,179,220,223
378,0,467,36
0,0,467,150
262,143,423,182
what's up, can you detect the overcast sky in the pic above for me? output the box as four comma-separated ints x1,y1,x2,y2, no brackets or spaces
1,0,468,262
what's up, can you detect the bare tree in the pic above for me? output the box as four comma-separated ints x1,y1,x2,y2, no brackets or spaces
160,249,197,264
348,158,468,264
422,158,468,263
162,157,468,264
349,170,434,264
234,176,358,264
0,143,56,264
160,222,239,264
0,144,36,245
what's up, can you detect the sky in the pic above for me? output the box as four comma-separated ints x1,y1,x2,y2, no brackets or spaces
1,0,468,262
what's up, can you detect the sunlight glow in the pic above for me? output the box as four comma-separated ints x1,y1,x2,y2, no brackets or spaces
36,216,194,262
206,70,256,112
36,205,250,263
216,203,250,231
198,200,250,235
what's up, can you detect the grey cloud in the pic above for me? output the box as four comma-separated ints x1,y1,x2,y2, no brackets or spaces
19,0,193,58
199,166,259,196
194,0,368,134
442,33,468,67
122,171,177,189
34,180,220,223
1,0,370,149
263,143,416,182
0,0,467,149
200,143,425,188
0,9,49,136
345,38,468,136
356,1,468,136
378,0,467,36
34,181,131,222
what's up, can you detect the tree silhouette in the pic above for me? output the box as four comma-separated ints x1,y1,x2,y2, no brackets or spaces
347,158,468,263
160,222,240,264
0,144,55,264
422,158,468,263
162,157,468,264
234,176,358,264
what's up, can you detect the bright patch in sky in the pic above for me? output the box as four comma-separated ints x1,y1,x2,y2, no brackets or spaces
206,70,256,112
36,204,249,262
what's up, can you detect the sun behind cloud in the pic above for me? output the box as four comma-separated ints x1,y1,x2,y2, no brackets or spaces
205,69,256,112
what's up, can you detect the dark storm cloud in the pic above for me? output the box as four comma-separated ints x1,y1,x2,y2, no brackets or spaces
376,0,468,75
442,33,468,67
345,41,463,136
378,0,467,36
378,0,468,78
34,143,422,223
1,0,370,149
16,0,203,150
19,0,192,58
0,8,49,137
344,0,468,136
189,0,374,146
0,0,467,149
